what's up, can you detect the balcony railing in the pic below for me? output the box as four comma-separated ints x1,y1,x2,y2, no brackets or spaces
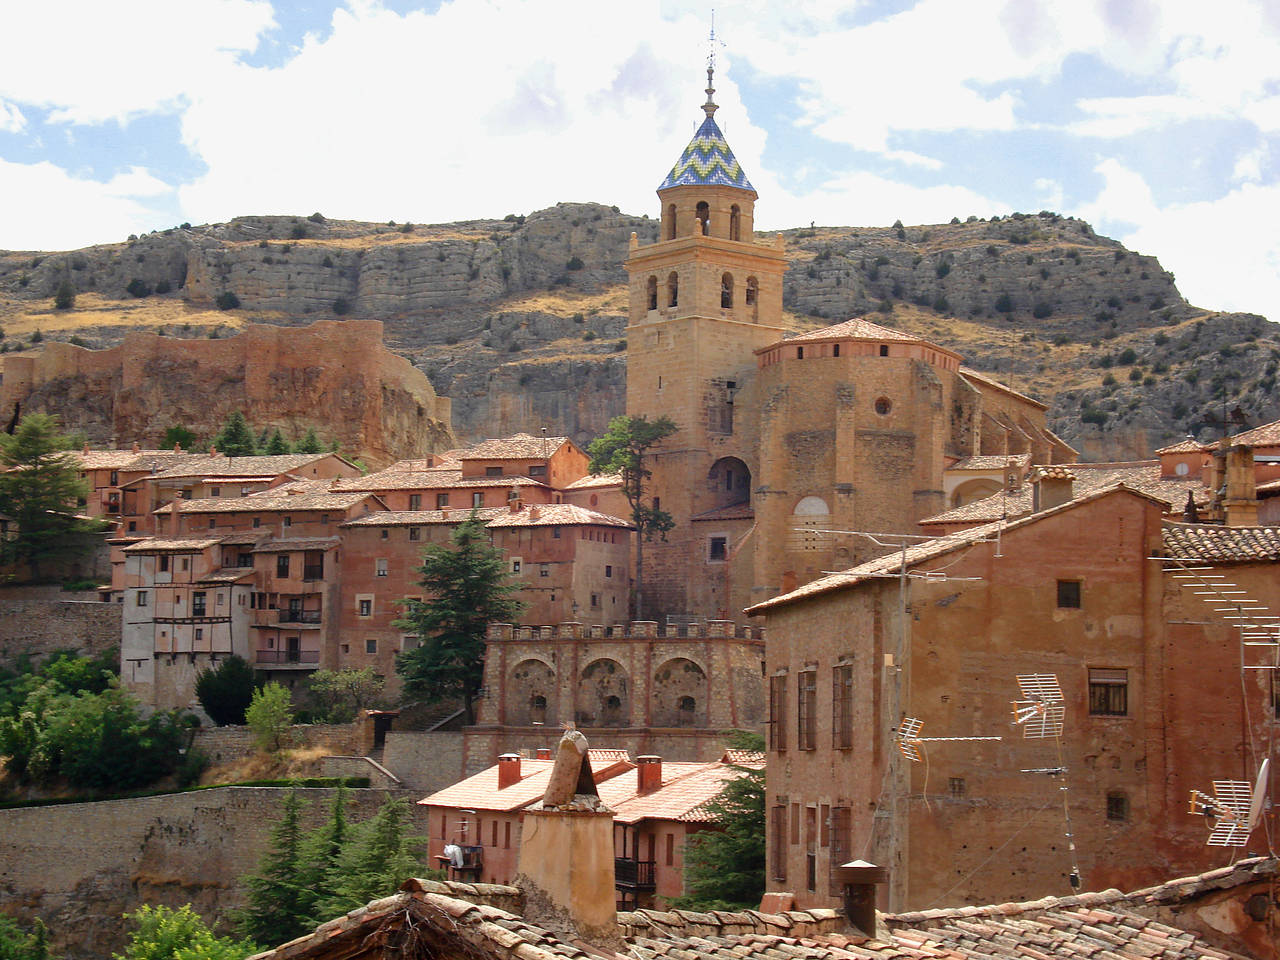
255,649,320,665
279,610,323,624
614,858,656,890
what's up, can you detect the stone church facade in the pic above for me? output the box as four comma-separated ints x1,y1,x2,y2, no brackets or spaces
624,73,1076,622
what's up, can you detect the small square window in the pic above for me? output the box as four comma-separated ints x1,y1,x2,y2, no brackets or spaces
472,492,484,508
320,513,329,524
436,493,449,509
195,628,203,642
511,559,522,573
159,555,169,572
1089,668,1128,716
408,527,421,541
136,590,148,607
485,466,503,477
208,517,216,528
708,536,727,561
949,777,966,798
408,494,422,510
277,555,290,578
529,464,546,477
181,558,189,571
128,521,137,532
210,485,220,497
380,528,389,540
539,564,550,578
1057,579,1081,608
551,526,561,539
591,593,600,607
375,558,388,577
1106,792,1129,821
365,638,377,654
359,598,372,617
283,516,292,528
252,517,261,528
605,564,612,578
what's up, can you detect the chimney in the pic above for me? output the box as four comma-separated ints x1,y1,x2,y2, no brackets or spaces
131,441,141,453
515,729,621,950
529,505,540,520
168,499,181,537
637,755,662,795
1031,465,1075,512
173,442,183,452
536,746,552,760
1005,458,1022,493
82,442,89,454
834,860,888,937
1223,443,1259,526
497,753,522,789
509,496,522,513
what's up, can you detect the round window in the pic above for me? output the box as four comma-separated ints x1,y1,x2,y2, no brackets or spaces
1175,462,1189,476
874,396,892,416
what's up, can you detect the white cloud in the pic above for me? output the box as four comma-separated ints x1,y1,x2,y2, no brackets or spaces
883,150,943,170
1034,177,1064,211
1233,144,1269,184
0,158,173,250
0,0,275,125
0,99,25,133
1078,158,1280,323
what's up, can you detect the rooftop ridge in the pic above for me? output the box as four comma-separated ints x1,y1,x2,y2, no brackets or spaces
486,620,765,640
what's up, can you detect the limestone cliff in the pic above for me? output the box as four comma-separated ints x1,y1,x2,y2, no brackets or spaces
2,204,1276,460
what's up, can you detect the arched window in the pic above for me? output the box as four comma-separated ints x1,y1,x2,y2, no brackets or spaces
667,271,679,307
790,496,832,552
721,273,733,308
696,201,710,235
745,276,758,305
667,203,677,240
530,694,547,724
646,275,658,311
730,205,741,241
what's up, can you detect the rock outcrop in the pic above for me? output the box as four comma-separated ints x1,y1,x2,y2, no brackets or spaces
0,319,453,466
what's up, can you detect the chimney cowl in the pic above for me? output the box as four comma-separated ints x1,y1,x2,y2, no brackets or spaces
536,747,552,759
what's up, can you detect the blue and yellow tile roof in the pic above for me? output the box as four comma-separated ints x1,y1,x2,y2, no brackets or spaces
658,115,754,191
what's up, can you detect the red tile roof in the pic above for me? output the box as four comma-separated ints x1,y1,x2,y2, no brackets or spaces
486,503,633,529
1230,418,1280,446
420,751,636,812
784,317,933,346
946,455,1029,471
1155,437,1209,454
1162,522,1280,563
460,434,574,460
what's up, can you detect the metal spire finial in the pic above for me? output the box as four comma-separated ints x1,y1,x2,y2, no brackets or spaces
703,11,724,118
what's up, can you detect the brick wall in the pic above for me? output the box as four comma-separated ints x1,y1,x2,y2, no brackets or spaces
380,730,466,793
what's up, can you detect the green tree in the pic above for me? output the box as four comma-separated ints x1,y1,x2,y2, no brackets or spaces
295,428,323,454
0,414,104,580
0,916,53,960
306,668,384,723
264,430,291,455
587,414,677,619
313,794,426,920
194,655,255,726
161,425,197,451
670,731,765,911
235,787,314,946
53,278,75,310
212,412,257,457
394,516,524,723
297,783,350,922
245,682,293,753
115,905,256,960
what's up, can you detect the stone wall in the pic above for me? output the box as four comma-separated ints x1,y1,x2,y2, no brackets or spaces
191,721,363,763
0,586,120,665
0,786,426,960
380,731,465,794
1,320,453,468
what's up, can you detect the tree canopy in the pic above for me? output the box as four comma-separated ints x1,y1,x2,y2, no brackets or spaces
245,682,294,753
194,655,256,726
587,414,677,619
0,916,53,960
306,668,384,723
0,413,104,580
114,905,257,960
670,731,766,911
394,515,524,723
212,412,257,457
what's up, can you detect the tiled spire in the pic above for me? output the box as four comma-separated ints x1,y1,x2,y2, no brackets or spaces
657,63,754,192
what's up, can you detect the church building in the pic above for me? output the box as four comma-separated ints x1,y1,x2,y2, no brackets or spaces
624,69,1076,622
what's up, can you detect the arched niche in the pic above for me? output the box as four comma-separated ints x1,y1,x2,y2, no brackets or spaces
707,457,751,509
951,478,1002,508
789,496,832,552
576,658,630,727
652,657,708,727
507,658,557,726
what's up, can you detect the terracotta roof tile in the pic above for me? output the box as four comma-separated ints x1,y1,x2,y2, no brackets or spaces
921,462,1204,527
564,473,622,489
460,434,573,460
947,455,1030,471
1154,437,1209,455
420,751,636,812
151,453,345,480
486,503,633,529
342,508,508,527
122,537,221,553
691,502,755,522
1229,418,1280,446
1162,522,1280,563
74,448,177,470
163,489,378,514
1032,466,1076,481
251,536,341,553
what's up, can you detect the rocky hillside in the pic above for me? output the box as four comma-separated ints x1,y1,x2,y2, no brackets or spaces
1,204,1275,461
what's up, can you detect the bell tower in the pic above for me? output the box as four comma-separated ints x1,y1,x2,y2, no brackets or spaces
623,63,788,620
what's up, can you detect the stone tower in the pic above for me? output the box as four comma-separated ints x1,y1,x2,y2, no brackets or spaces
624,67,787,620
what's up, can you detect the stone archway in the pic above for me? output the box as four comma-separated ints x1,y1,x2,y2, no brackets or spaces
707,457,751,510
652,657,708,727
507,658,557,726
576,658,630,727
951,478,1002,508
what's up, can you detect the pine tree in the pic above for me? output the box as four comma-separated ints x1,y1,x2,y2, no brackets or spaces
394,516,524,723
194,655,255,726
53,278,75,310
295,428,322,454
264,430,291,455
212,412,257,457
313,795,426,919
669,731,766,911
0,413,104,580
298,783,350,923
235,788,313,947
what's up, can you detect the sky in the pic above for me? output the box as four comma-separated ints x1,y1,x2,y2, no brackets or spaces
1,0,1278,323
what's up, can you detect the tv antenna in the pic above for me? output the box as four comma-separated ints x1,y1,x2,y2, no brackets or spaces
893,717,1002,764
1011,673,1082,891
1188,759,1271,847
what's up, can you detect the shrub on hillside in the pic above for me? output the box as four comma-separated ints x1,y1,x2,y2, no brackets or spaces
195,655,256,726
215,292,240,311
